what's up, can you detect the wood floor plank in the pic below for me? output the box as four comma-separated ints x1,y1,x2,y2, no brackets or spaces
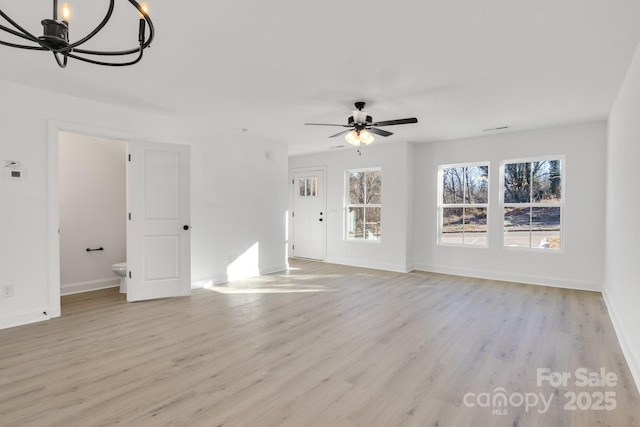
0,259,639,426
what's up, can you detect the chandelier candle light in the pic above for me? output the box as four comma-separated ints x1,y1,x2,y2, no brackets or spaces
0,0,154,68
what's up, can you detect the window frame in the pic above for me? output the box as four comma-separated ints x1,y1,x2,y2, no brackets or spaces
437,162,490,248
500,156,565,252
345,167,382,241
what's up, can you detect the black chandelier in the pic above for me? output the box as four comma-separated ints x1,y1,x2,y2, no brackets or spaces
0,0,154,68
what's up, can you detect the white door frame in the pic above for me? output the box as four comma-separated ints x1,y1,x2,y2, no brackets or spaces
47,120,138,318
289,166,327,261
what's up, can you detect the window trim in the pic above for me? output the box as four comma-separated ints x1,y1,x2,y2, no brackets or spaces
345,167,382,241
500,155,565,252
437,161,490,248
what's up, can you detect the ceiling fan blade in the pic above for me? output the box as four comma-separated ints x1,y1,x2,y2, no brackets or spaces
368,127,393,137
329,129,351,138
305,123,350,127
371,118,418,127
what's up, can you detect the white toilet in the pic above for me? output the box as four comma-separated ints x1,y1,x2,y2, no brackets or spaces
111,262,127,293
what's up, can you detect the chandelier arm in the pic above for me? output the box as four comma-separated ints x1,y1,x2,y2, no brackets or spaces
65,42,144,67
0,23,39,42
71,9,154,56
130,0,155,49
0,24,47,49
72,46,144,56
53,51,68,68
57,0,115,53
0,9,40,42
0,38,47,50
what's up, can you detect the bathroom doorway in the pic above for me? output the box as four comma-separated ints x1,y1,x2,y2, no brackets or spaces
47,121,192,316
58,132,127,296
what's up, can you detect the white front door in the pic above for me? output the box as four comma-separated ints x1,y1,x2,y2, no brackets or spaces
292,170,325,260
127,141,191,302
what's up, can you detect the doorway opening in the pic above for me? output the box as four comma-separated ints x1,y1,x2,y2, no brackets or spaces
47,121,192,317
58,131,128,297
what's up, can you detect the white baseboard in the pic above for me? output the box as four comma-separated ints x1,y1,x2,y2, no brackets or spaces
412,263,602,292
602,289,640,395
192,263,289,289
60,277,120,296
192,274,228,288
0,307,51,330
324,257,412,273
260,263,289,275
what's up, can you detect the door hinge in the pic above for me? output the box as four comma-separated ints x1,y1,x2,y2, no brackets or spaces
292,212,294,217
128,212,131,220
292,179,294,184
292,244,295,250
129,271,131,279
128,154,131,161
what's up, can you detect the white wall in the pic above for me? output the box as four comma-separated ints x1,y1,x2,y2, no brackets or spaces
191,139,288,286
289,142,414,272
413,122,607,291
604,43,640,390
0,80,288,329
59,132,126,295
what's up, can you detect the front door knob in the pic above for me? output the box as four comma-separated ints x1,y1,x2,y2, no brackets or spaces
183,225,190,230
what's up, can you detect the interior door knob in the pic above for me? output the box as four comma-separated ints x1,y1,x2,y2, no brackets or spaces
319,218,323,222
183,225,190,230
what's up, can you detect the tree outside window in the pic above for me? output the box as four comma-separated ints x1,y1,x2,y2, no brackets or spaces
502,159,563,250
346,168,381,240
439,164,489,246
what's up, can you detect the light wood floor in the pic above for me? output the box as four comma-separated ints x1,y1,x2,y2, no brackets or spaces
1,260,639,426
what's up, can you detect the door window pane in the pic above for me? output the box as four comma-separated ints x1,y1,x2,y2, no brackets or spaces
299,177,318,197
299,178,306,196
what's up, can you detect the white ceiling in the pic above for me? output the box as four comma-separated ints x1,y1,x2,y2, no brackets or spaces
2,0,640,155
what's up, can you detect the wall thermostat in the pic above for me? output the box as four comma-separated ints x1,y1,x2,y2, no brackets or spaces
5,168,26,180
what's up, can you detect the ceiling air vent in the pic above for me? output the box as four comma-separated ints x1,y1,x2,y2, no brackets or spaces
482,126,510,132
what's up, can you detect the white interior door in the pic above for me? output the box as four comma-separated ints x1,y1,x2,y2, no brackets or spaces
127,141,191,302
292,170,325,260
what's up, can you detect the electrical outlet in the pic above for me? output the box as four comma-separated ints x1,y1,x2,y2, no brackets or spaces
1,284,14,298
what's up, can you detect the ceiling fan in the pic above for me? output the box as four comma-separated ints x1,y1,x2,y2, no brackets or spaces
305,101,418,147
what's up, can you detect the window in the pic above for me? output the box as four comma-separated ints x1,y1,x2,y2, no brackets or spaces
439,163,489,246
346,168,381,240
502,158,563,250
298,177,317,197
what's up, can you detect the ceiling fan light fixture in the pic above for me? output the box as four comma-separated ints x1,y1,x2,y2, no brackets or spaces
345,130,361,146
359,130,375,145
353,110,368,124
305,101,418,149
